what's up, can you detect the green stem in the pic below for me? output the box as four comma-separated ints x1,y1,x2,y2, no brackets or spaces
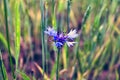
52,0,55,13
66,0,72,69
67,0,72,32
40,0,45,78
45,1,48,75
56,49,60,80
3,0,15,79
0,55,5,80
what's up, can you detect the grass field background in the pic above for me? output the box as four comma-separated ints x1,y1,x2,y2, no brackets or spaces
0,0,120,80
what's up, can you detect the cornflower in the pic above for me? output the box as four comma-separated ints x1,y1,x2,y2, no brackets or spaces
44,27,78,48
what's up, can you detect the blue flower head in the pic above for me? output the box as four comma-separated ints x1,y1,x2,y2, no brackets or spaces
45,27,78,48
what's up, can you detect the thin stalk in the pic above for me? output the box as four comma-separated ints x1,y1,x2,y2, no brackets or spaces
45,1,48,75
40,0,45,78
3,0,15,79
67,0,72,32
14,0,21,71
66,0,72,69
0,65,5,80
52,0,55,13
52,0,56,29
0,51,8,80
56,49,60,80
0,54,5,80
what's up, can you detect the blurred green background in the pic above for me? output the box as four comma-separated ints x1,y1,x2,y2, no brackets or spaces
0,0,120,80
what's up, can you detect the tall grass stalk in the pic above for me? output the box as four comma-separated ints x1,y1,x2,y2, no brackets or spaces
65,0,72,69
52,0,57,29
56,49,60,80
45,1,49,74
40,0,45,78
3,0,15,79
14,0,21,70
67,0,71,32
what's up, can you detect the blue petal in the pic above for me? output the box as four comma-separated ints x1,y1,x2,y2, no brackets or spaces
53,36,58,41
55,42,63,48
44,27,57,37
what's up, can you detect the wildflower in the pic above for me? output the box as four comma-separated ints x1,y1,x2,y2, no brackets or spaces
45,27,78,48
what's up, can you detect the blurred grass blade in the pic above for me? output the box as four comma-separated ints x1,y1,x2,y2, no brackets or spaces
67,0,72,32
62,46,67,68
115,69,119,80
40,0,45,77
3,0,15,79
91,39,110,68
0,32,14,55
34,62,50,80
14,0,21,69
16,70,30,80
0,32,8,48
45,1,49,75
50,61,57,80
81,5,91,27
58,0,65,12
64,0,72,69
32,76,36,80
93,4,106,29
52,0,57,29
0,51,8,80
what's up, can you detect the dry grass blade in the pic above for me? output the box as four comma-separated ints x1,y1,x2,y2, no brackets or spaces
34,62,50,80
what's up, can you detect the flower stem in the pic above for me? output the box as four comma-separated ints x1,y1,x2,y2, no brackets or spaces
56,48,60,80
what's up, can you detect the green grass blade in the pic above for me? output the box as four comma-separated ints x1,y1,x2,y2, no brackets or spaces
52,0,57,29
3,0,15,79
0,32,8,49
0,51,8,80
0,32,14,56
115,69,119,80
67,0,72,32
16,70,30,80
50,61,57,79
45,1,49,75
81,5,91,27
40,0,45,78
13,0,21,70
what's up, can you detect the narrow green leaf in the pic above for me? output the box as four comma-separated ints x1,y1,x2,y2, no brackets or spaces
3,0,15,79
52,0,57,29
13,0,21,69
40,0,46,78
0,32,14,55
81,5,91,26
0,32,8,49
0,51,8,80
16,70,30,80
50,61,57,79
